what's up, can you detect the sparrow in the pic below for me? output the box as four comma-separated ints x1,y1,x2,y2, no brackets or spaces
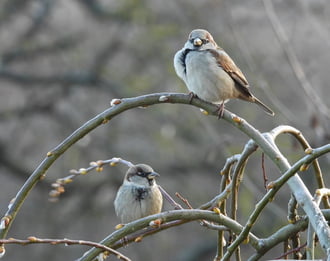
114,164,163,223
174,29,275,117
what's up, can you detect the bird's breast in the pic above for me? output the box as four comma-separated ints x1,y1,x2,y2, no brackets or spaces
185,50,237,103
114,184,162,223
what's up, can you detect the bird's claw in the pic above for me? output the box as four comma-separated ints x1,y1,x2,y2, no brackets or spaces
215,102,225,119
188,92,197,104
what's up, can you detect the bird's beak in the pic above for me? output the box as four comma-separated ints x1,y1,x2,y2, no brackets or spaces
193,38,203,47
147,172,160,179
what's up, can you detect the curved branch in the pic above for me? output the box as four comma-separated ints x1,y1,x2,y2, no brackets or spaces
0,237,130,261
0,92,329,260
224,142,330,259
269,125,329,208
249,209,330,260
0,92,218,240
230,140,258,222
76,209,259,261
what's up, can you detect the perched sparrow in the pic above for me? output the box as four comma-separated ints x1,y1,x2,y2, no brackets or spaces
174,29,274,117
114,164,163,223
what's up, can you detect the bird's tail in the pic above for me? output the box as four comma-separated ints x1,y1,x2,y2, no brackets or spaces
253,97,275,116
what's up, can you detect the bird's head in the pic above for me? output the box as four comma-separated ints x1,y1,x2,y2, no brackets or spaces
125,164,160,186
184,29,218,50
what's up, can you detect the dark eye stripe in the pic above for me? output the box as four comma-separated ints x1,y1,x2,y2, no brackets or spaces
137,171,150,177
190,38,209,45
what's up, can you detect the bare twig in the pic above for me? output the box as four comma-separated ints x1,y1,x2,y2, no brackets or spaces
287,194,299,223
77,209,260,261
261,152,268,190
227,139,258,261
175,192,193,209
275,242,307,260
49,157,134,200
223,135,330,259
175,192,220,232
198,184,231,210
307,188,330,259
158,186,182,210
0,237,131,261
216,163,232,259
1,92,329,260
249,210,330,260
219,154,240,176
230,139,258,220
290,232,302,259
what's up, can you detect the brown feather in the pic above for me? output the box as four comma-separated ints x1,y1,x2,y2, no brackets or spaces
208,49,253,100
208,48,275,115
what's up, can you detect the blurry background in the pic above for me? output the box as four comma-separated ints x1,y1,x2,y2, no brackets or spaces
0,0,329,260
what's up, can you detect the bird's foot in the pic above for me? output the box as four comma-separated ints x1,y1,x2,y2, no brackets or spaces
121,236,129,247
188,92,198,104
215,102,225,119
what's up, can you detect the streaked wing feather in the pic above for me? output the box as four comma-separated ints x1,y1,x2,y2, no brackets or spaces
208,49,252,98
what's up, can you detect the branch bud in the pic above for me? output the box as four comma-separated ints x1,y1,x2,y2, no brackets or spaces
110,99,122,106
79,168,88,175
27,236,38,242
299,164,309,171
304,148,313,154
159,95,169,102
115,224,124,230
232,115,242,123
0,245,5,258
199,108,209,115
149,219,162,228
134,236,143,243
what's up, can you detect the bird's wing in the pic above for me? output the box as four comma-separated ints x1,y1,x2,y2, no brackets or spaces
208,49,253,98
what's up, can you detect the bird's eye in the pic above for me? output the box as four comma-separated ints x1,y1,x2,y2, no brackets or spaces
202,39,209,44
137,171,148,177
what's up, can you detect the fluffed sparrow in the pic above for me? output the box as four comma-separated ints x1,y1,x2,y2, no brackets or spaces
114,164,163,223
174,29,274,117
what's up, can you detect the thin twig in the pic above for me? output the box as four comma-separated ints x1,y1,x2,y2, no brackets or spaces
290,232,302,259
287,194,299,223
261,152,268,190
228,140,258,261
175,192,193,209
0,237,131,261
230,140,258,221
49,157,134,200
215,166,232,260
176,192,217,231
248,210,330,260
307,188,330,259
275,242,307,260
223,136,330,259
158,186,183,210
198,184,231,210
